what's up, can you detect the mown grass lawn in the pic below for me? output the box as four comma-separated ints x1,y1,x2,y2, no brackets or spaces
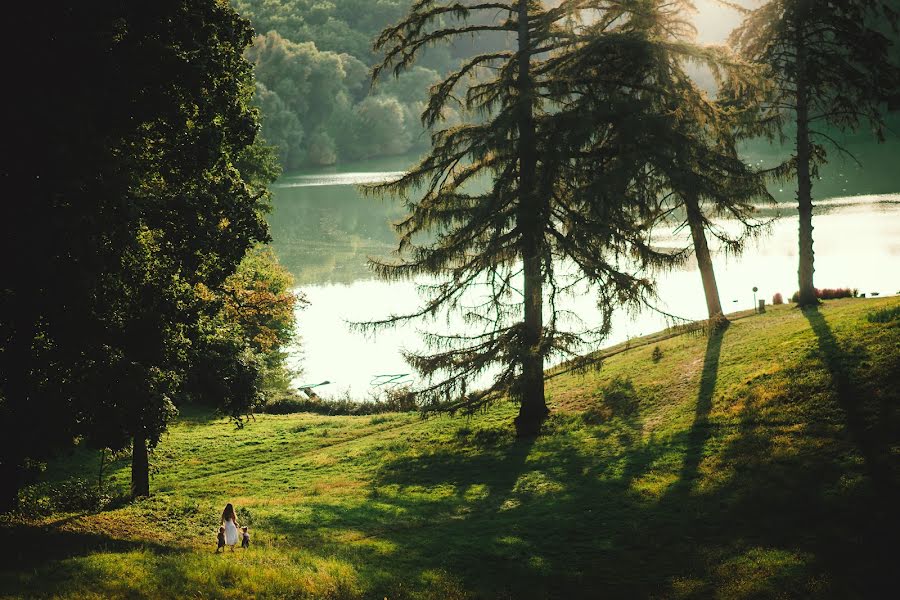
2,298,898,599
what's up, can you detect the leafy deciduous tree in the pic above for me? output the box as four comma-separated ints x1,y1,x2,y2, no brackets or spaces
2,1,278,505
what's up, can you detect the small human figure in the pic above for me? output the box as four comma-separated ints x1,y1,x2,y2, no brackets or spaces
216,526,226,553
241,526,250,549
221,503,240,552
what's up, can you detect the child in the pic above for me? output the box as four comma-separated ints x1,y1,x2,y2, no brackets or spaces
241,526,250,549
216,526,226,553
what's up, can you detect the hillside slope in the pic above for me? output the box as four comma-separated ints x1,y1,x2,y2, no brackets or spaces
3,298,898,599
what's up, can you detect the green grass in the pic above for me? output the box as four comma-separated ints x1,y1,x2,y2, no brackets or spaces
3,297,899,599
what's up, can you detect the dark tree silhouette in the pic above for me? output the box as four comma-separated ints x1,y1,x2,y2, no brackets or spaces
362,1,744,435
549,1,772,326
2,1,275,506
730,0,900,306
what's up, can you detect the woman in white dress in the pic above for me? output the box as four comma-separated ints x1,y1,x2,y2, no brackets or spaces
221,503,240,551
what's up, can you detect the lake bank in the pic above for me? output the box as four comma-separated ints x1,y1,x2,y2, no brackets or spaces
273,182,900,398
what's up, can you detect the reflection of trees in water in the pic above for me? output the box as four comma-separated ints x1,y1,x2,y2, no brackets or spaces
742,131,900,204
269,182,406,284
269,132,900,285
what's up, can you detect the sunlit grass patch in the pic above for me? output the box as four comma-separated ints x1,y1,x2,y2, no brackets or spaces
4,297,898,599
713,547,815,598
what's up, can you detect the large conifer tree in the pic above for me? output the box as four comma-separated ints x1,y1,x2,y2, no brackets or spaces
730,0,899,306
365,0,704,435
546,1,772,326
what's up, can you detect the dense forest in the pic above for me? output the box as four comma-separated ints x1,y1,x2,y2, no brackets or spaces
233,0,516,168
2,1,303,508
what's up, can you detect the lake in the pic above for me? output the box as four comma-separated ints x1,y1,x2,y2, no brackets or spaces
269,145,900,398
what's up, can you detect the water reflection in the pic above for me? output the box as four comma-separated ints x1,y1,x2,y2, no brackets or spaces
269,162,409,285
270,146,900,398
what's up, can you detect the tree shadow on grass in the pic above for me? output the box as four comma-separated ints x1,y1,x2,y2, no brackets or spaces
264,404,687,597
6,315,899,598
673,324,727,493
802,307,898,503
259,333,741,597
270,321,898,598
1,523,181,570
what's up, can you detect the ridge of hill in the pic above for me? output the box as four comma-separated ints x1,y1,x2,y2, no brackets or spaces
3,297,898,598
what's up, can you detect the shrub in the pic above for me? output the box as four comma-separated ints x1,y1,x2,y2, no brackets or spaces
261,386,417,416
867,305,900,323
583,377,640,424
790,287,857,302
772,292,784,305
236,506,254,527
17,478,118,517
651,346,663,363
471,426,512,447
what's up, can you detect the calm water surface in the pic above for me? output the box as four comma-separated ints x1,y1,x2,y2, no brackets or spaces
269,147,900,398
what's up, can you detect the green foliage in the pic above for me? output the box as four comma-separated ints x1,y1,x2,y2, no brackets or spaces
731,0,900,145
235,5,446,168
2,1,284,505
548,1,772,322
730,0,900,304
360,1,772,432
866,304,900,323
232,0,511,167
185,246,305,416
236,506,254,527
261,386,417,415
224,246,302,358
16,478,121,518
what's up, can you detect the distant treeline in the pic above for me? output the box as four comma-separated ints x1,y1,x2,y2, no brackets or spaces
233,0,511,169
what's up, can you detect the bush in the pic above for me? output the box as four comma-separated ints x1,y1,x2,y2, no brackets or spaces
582,377,640,424
261,387,417,416
790,287,857,302
17,478,118,517
651,346,663,363
867,305,900,323
772,292,784,305
236,506,254,527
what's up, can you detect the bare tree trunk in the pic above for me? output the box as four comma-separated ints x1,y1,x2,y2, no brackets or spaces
685,193,726,325
514,0,548,437
795,27,817,307
131,433,150,499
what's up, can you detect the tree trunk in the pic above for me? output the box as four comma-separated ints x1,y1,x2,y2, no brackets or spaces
0,315,36,514
795,25,817,307
514,0,548,437
685,193,726,325
131,433,150,499
98,448,106,495
0,459,22,513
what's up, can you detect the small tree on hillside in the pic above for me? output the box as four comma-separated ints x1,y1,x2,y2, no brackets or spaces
186,246,306,410
730,0,900,306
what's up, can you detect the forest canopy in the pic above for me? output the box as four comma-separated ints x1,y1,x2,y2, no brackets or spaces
233,0,512,168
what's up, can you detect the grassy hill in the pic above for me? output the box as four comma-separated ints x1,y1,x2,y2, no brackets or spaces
2,298,898,599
